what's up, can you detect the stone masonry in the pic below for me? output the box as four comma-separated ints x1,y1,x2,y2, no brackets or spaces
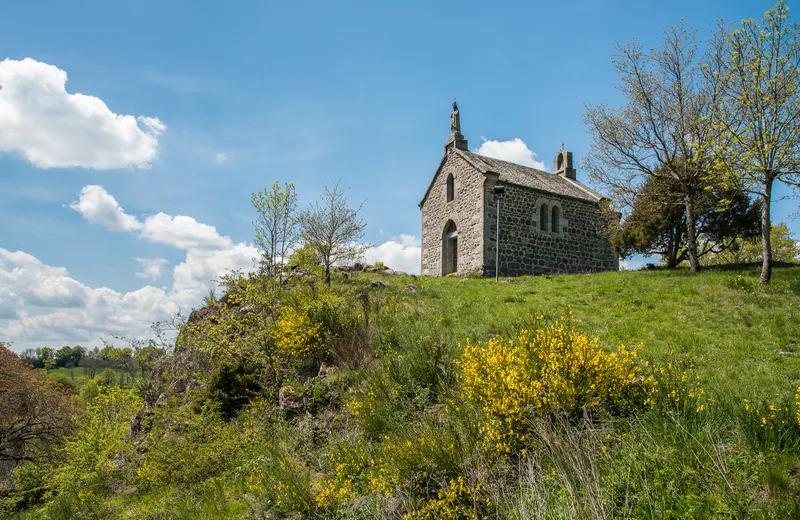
419,102,618,277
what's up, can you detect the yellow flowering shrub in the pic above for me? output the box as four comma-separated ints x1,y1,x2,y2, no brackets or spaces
797,387,800,426
642,355,712,414
404,477,493,520
459,318,648,451
272,306,322,359
314,439,381,508
741,395,800,452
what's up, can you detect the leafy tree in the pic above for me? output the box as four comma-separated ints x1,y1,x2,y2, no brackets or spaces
0,344,77,465
133,343,166,378
55,345,84,369
705,222,799,265
708,1,800,283
288,243,321,270
615,174,761,267
299,180,369,286
251,182,298,282
585,23,717,273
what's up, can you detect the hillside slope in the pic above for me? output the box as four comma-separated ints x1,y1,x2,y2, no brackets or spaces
7,265,800,519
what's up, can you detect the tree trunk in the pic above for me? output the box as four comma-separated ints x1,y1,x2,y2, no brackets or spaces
324,260,331,286
760,177,774,285
665,227,680,269
684,195,700,273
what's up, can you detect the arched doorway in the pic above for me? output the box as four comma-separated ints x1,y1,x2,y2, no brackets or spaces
442,220,458,275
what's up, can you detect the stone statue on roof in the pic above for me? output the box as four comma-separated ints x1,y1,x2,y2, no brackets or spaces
450,100,461,136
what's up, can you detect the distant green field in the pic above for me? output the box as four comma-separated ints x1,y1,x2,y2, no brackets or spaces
46,366,135,387
378,263,800,401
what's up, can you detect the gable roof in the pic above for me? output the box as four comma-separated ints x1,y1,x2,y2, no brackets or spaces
419,147,605,207
456,149,604,202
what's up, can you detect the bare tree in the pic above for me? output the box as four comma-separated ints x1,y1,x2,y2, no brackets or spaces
706,1,800,284
251,182,298,283
299,180,369,286
584,22,717,273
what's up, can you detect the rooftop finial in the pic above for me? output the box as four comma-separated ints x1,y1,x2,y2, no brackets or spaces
561,142,565,150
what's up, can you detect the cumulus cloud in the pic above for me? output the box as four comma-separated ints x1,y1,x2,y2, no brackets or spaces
0,57,164,169
0,249,89,308
135,257,169,281
70,186,233,250
68,185,142,232
364,234,421,274
216,152,228,164
475,137,547,170
69,185,259,308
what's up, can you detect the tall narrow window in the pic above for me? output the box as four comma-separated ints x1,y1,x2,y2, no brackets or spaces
540,204,549,231
557,153,564,171
551,206,560,233
446,174,455,202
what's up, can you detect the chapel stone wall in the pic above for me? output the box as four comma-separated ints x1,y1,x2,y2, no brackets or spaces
420,148,486,275
482,182,618,276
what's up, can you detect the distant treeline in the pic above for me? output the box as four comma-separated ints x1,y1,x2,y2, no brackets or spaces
19,343,165,378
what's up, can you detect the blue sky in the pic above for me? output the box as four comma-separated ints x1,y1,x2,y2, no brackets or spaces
0,0,796,351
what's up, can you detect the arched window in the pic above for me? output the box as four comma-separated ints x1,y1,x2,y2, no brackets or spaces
446,174,455,202
557,153,564,170
551,206,560,233
539,204,549,231
442,220,458,275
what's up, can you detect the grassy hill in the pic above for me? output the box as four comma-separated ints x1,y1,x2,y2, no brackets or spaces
6,265,800,519
386,264,800,399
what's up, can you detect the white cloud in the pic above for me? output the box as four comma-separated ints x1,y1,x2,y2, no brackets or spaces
216,152,228,164
0,249,89,309
475,137,547,170
140,213,232,250
0,247,175,349
364,234,421,274
0,57,164,169
70,185,259,307
135,257,169,281
68,185,142,232
70,186,232,250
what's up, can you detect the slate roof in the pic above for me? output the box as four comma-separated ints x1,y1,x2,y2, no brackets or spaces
456,149,604,203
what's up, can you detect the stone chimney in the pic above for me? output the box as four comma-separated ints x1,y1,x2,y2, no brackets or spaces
554,148,576,180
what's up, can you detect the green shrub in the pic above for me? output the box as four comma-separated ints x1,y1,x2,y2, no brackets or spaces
95,368,116,387
48,372,76,393
137,403,243,488
79,378,99,402
45,387,142,517
205,358,263,420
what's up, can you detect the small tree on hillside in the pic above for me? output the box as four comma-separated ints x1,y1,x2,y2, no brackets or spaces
251,182,298,282
299,180,369,286
707,1,800,284
705,223,799,265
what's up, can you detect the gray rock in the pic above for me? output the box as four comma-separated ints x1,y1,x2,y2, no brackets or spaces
370,281,386,289
279,386,303,411
407,284,419,293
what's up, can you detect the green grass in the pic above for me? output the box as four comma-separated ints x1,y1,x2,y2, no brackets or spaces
367,264,800,401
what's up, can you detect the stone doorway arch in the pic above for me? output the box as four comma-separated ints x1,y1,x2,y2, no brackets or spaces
442,220,458,275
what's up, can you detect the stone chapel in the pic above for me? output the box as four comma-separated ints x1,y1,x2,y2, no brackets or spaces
419,102,618,276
